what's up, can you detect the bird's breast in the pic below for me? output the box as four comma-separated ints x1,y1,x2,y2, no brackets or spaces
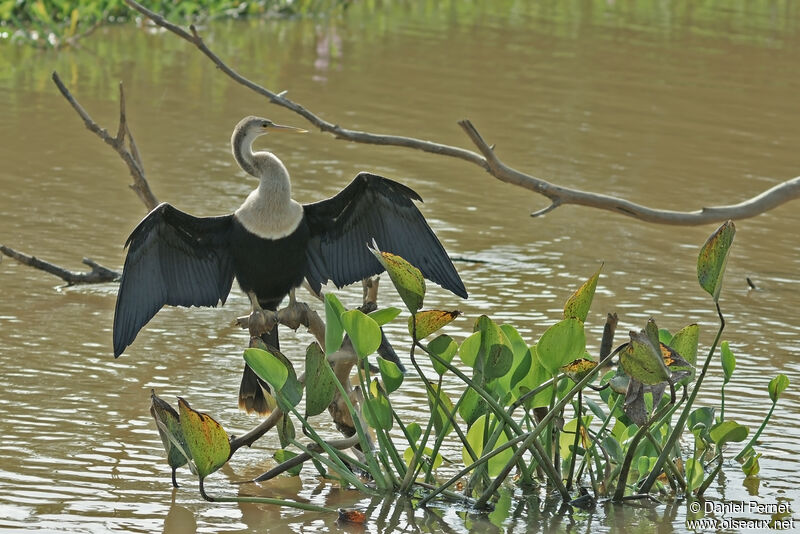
234,192,304,240
229,216,311,307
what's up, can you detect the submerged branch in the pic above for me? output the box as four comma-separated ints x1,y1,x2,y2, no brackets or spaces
0,245,120,285
124,0,800,226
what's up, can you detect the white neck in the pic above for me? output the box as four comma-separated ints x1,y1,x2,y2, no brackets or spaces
232,132,303,239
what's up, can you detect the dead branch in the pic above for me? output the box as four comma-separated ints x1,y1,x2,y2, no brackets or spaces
52,71,158,211
3,73,157,286
0,245,119,285
229,407,283,453
124,0,800,226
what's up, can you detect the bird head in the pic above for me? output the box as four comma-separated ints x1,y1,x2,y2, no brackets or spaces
237,116,308,138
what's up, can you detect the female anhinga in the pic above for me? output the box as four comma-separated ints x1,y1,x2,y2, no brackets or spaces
113,116,467,413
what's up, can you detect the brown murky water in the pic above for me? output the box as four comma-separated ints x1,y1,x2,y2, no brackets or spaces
2,2,800,532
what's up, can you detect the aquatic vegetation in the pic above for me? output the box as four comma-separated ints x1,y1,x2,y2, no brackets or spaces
148,220,788,521
0,0,347,47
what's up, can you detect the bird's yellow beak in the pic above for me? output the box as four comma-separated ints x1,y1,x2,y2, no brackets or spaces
269,123,308,134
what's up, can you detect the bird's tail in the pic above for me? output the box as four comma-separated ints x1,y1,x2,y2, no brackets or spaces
239,324,279,414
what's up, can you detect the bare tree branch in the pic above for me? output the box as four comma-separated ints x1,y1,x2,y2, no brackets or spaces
0,245,119,284
52,71,158,211
124,0,800,226
3,73,159,285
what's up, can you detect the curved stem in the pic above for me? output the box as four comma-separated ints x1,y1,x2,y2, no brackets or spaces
638,302,725,494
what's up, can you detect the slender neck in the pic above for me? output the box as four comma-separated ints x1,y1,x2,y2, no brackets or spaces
232,126,260,177
232,128,293,204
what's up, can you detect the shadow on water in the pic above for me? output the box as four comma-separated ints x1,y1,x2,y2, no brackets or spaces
1,1,800,532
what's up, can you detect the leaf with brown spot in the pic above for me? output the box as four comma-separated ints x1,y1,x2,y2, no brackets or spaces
368,243,425,313
178,398,230,479
620,331,671,385
563,265,602,322
559,357,598,383
408,310,460,339
697,220,736,302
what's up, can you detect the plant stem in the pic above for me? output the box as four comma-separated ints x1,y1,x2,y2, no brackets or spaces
324,358,386,488
421,342,554,492
612,381,676,502
638,302,725,494
735,401,776,461
565,390,583,490
468,346,623,508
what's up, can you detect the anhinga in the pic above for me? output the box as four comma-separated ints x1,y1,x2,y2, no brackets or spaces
113,116,467,413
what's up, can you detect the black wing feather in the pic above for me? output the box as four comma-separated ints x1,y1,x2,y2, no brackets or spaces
304,173,467,298
113,203,235,357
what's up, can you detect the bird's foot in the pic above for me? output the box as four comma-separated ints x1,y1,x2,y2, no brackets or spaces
248,308,278,337
279,299,311,331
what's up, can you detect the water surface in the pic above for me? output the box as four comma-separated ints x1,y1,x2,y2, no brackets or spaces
1,2,800,532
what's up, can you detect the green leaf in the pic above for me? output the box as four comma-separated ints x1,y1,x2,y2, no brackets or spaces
304,342,337,417
524,346,556,409
498,324,530,392
668,324,700,367
463,415,513,477
559,416,593,459
362,380,393,431
427,383,455,436
244,347,287,391
508,348,532,393
471,316,513,380
403,446,443,470
324,293,346,355
688,407,715,438
619,331,671,385
341,310,382,359
637,456,655,479
408,310,460,339
720,341,736,384
563,265,601,322
658,328,673,345
377,356,404,394
273,449,302,476
427,334,458,375
406,422,422,445
742,452,761,477
244,347,301,411
685,458,704,493
769,374,790,403
697,220,736,302
536,318,586,376
645,318,660,351
458,386,486,425
369,245,425,313
709,420,748,445
149,391,189,475
602,436,623,464
368,307,401,326
178,398,230,479
277,413,295,449
273,352,303,412
459,331,482,367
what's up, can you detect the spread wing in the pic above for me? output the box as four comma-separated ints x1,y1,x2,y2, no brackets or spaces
113,203,235,357
304,172,467,299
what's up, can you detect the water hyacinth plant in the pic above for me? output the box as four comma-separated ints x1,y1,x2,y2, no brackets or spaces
148,220,787,522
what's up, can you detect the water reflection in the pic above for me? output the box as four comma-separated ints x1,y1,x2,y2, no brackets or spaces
1,0,800,532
